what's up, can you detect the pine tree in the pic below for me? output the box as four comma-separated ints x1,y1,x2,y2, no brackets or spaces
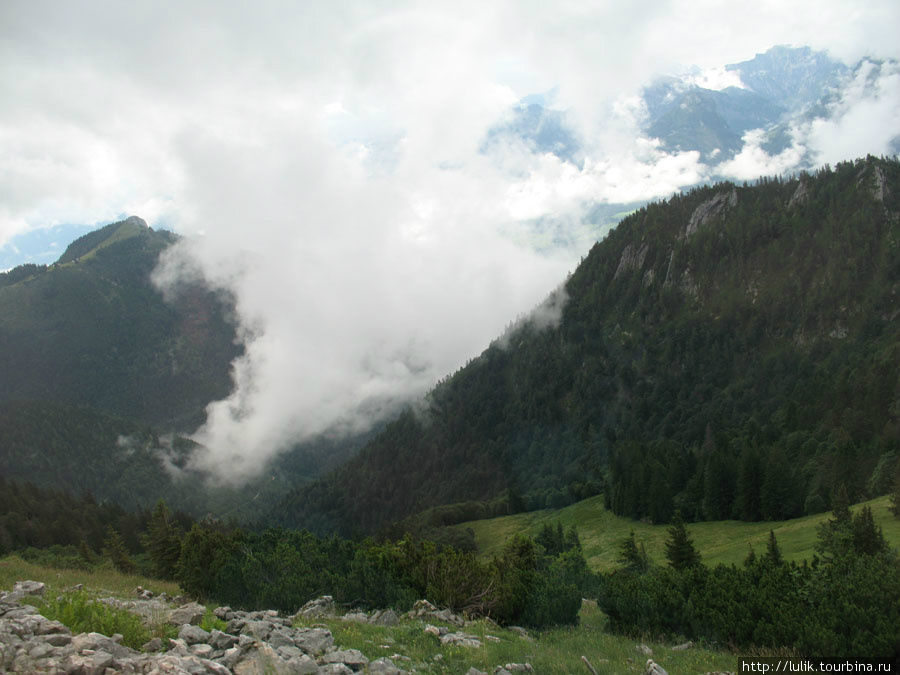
664,511,701,571
102,526,136,574
141,500,183,580
850,506,887,556
764,530,783,566
618,529,649,572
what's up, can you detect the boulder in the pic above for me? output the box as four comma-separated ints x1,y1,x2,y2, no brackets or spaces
369,609,399,626
168,601,206,626
293,595,336,619
292,627,334,655
178,623,212,645
645,659,668,675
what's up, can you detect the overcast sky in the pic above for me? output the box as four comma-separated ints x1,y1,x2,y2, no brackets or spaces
2,0,898,481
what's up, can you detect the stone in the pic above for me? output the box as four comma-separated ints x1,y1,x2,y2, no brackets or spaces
321,648,369,669
342,611,369,623
168,601,206,626
209,628,238,650
293,595,336,619
368,656,407,674
369,609,399,626
179,623,212,645
439,631,482,648
645,659,669,675
284,652,318,674
234,641,294,675
142,637,164,652
213,606,232,620
637,643,653,655
672,640,693,651
191,642,214,658
318,664,354,674
467,669,489,675
292,627,334,655
504,664,534,672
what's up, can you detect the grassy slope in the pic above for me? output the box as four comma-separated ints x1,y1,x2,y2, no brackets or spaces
454,495,900,571
0,555,738,674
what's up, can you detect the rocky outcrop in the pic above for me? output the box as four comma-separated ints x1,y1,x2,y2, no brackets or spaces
684,188,737,239
0,588,390,674
1,585,542,674
615,242,650,279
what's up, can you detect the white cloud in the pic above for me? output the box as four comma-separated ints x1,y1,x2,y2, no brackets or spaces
2,0,899,482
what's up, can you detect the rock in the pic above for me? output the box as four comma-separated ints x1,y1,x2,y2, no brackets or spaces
637,643,653,655
342,611,369,623
467,669,489,675
209,628,238,650
191,642,214,658
293,595,336,619
292,627,334,655
241,619,276,640
672,640,693,651
645,659,669,675
504,665,534,672
439,631,482,648
321,647,370,669
214,605,232,620
319,664,355,674
508,626,531,640
234,641,294,675
423,624,444,637
179,623,212,645
369,609,400,626
369,656,407,674
407,599,464,626
168,601,206,626
142,636,164,652
284,652,318,673
7,580,46,603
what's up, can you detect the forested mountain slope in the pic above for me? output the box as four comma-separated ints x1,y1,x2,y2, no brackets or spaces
0,216,241,430
284,156,900,536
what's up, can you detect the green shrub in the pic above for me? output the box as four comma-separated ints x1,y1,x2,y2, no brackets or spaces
38,592,152,650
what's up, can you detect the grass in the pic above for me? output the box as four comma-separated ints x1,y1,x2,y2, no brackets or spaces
294,601,739,674
0,554,180,599
454,495,900,572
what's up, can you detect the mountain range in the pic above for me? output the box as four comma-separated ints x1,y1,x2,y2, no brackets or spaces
0,48,897,536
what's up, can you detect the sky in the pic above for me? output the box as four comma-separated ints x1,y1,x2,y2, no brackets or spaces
2,0,898,482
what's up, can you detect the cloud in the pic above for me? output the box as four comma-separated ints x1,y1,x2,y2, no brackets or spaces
2,0,900,483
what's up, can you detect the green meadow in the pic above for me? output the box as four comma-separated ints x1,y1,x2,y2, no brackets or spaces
454,495,900,571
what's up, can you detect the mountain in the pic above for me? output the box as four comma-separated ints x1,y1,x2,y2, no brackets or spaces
0,216,240,430
281,156,900,536
0,217,368,515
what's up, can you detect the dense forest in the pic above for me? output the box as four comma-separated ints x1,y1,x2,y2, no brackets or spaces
283,156,900,536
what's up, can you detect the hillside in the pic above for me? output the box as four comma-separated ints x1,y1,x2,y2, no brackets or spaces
283,156,900,536
0,216,241,430
451,494,900,572
0,218,373,516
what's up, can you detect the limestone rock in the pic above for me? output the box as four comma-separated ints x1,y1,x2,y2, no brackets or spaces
168,601,206,626
645,659,669,675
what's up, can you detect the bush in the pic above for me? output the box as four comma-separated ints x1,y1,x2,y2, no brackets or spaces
38,592,153,650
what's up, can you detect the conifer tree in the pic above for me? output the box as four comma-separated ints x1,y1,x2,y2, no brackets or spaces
141,500,183,580
764,530,783,566
619,529,649,572
102,526,136,574
664,511,701,571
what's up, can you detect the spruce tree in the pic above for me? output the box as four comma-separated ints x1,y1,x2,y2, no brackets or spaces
102,526,136,574
664,511,701,571
764,530,783,566
619,529,649,572
141,500,183,580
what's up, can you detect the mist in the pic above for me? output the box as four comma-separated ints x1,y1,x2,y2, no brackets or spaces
2,1,899,482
